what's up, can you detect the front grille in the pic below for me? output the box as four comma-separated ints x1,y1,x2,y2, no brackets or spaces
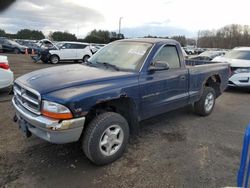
13,82,41,115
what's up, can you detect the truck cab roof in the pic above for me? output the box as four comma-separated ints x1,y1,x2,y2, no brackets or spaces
119,38,179,45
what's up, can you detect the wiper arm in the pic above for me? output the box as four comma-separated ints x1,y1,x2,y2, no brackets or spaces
96,61,120,71
83,60,97,67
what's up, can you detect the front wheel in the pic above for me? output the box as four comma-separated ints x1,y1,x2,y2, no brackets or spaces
50,55,59,64
194,87,216,116
82,112,129,165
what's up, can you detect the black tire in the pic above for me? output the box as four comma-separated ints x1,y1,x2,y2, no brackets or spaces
194,87,216,116
50,55,59,64
83,112,129,165
83,55,90,63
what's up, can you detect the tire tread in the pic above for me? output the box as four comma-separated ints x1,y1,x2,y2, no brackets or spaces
83,112,129,165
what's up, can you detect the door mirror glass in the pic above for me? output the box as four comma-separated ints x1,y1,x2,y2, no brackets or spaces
149,61,170,72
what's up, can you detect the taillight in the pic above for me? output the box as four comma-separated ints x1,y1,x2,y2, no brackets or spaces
0,62,10,70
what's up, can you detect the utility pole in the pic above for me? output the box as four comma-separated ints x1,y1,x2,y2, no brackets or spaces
118,17,123,38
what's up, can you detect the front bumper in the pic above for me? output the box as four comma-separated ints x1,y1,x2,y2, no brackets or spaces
12,97,85,144
228,73,250,87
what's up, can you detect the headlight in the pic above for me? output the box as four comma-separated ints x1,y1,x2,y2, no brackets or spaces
234,68,250,74
42,100,73,119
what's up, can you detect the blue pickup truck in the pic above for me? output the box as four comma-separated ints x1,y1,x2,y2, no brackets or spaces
12,38,230,165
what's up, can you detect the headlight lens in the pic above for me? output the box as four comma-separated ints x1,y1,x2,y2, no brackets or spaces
42,100,73,119
234,68,250,74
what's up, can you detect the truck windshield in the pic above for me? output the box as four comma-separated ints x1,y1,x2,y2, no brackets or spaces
224,50,250,60
88,41,152,71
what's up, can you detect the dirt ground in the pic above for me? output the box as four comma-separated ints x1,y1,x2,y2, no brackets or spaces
1,54,250,188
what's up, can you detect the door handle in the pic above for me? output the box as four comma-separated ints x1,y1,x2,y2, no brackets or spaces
180,76,186,80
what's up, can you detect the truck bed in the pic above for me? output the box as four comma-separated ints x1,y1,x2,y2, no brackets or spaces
185,59,229,103
185,59,220,66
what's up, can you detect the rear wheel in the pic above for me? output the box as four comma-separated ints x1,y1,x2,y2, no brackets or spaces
82,112,129,165
50,55,59,64
83,55,90,63
194,87,216,116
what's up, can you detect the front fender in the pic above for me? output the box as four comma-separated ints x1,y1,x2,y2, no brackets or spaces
42,78,139,117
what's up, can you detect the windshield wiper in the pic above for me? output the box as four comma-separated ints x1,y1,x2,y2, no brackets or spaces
96,61,120,71
83,60,97,67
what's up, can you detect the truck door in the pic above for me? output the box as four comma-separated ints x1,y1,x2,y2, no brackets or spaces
139,45,189,119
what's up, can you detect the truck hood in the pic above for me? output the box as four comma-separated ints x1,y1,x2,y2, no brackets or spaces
212,56,250,67
16,64,136,94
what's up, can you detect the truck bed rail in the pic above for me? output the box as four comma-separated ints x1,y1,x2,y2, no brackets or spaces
185,59,220,66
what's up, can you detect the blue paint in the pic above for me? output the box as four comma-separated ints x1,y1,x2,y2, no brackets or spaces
237,124,250,187
15,38,230,120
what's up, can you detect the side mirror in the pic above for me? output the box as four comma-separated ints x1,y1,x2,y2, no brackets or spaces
60,46,66,50
149,61,170,72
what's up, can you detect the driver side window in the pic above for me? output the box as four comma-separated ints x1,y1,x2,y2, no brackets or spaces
154,45,181,68
63,43,72,49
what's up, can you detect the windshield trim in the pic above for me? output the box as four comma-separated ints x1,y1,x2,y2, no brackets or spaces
139,43,155,72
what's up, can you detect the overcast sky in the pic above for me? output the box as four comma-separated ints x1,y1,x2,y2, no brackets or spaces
0,0,250,38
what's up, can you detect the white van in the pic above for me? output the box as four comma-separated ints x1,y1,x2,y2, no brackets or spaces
49,42,93,64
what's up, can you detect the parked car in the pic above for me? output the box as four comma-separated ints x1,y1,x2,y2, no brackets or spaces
194,48,205,55
0,37,29,54
213,47,250,88
183,47,195,55
190,50,226,61
16,40,41,54
12,38,229,165
90,43,106,53
0,55,13,90
40,41,93,64
181,47,188,59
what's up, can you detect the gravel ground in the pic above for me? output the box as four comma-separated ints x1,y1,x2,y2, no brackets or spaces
0,54,250,188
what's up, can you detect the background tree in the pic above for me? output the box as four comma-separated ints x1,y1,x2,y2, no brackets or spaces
0,29,6,37
84,29,123,43
16,29,45,40
50,31,77,41
171,35,187,47
197,24,250,49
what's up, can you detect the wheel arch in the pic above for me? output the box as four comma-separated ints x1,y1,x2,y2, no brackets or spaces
204,74,222,97
84,96,139,135
82,54,90,62
50,54,60,60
